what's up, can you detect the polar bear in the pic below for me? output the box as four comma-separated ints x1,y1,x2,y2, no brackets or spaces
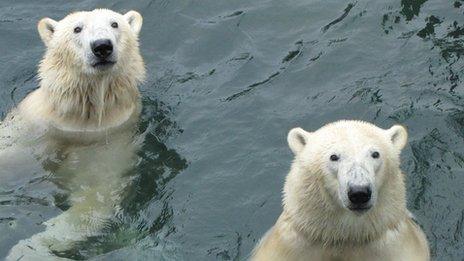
3,9,145,260
21,8,144,134
252,120,429,261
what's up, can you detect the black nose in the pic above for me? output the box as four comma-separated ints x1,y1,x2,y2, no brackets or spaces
348,186,372,205
91,39,113,59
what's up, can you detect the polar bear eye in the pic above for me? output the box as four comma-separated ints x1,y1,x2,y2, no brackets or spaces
74,26,82,34
371,151,380,159
330,154,340,162
111,22,118,28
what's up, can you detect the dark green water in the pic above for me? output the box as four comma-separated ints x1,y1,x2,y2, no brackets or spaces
0,0,463,260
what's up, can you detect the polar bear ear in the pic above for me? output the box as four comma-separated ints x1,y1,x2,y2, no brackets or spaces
38,18,58,46
124,10,143,36
288,128,311,155
386,125,408,151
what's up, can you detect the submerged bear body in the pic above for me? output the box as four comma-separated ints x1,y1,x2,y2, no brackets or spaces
3,9,146,260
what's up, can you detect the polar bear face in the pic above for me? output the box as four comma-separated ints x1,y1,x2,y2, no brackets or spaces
37,9,142,74
287,120,407,213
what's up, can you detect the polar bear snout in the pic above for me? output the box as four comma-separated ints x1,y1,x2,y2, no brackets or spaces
337,163,377,213
92,39,113,59
347,185,372,211
90,39,116,68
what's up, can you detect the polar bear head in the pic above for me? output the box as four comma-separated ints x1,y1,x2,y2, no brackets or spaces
37,9,143,75
285,120,407,215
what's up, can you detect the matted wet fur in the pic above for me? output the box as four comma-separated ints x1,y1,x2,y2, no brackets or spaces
3,9,146,260
252,120,429,261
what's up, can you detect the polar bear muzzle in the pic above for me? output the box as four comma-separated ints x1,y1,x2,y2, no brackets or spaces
91,39,116,68
338,163,376,213
347,184,372,211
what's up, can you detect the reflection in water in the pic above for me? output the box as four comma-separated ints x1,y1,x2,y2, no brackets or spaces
400,0,428,21
321,3,356,33
0,96,186,260
55,97,187,260
73,98,186,259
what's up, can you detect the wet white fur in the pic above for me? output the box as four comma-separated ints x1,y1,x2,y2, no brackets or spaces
4,9,145,260
252,120,429,261
24,9,145,134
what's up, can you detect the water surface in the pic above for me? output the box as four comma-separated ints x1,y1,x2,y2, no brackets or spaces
0,0,463,260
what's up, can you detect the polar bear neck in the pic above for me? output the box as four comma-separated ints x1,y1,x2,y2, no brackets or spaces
37,64,142,131
282,164,408,248
42,72,138,128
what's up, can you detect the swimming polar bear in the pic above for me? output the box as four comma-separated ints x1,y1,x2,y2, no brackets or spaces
252,120,429,261
3,9,145,260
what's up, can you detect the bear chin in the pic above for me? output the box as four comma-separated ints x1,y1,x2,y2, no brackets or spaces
92,60,116,68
